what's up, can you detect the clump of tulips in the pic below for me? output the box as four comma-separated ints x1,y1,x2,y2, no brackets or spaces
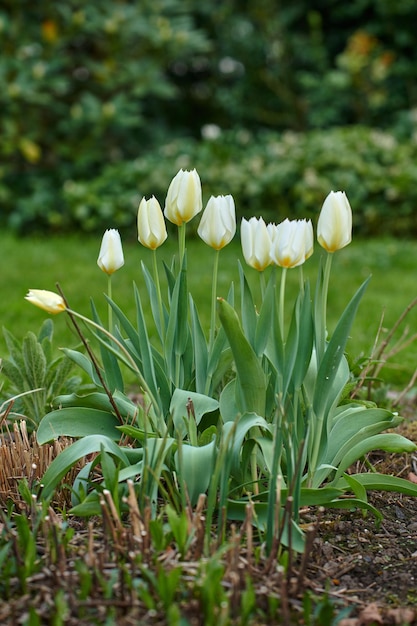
26,168,417,554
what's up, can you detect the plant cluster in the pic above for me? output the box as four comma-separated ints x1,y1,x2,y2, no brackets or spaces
22,169,417,556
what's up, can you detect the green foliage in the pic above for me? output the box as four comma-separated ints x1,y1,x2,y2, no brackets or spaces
1,319,81,429
3,1,417,233
10,125,415,236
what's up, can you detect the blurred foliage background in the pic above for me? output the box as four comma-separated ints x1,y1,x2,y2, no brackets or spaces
2,0,417,235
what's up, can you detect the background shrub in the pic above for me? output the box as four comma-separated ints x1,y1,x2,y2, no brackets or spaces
2,0,417,234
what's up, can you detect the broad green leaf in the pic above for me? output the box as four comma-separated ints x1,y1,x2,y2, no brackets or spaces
254,271,276,357
175,440,216,505
313,277,370,420
223,412,271,478
40,435,130,500
37,407,121,444
219,379,240,423
239,262,257,348
189,296,208,394
336,472,417,497
170,388,219,438
322,497,382,520
218,298,267,416
61,348,102,387
332,433,416,483
53,390,137,419
91,300,124,392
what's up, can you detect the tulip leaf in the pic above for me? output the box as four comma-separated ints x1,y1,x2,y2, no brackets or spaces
175,440,216,505
313,277,370,420
169,388,219,438
37,407,121,444
90,300,124,392
217,298,267,416
332,433,417,483
189,296,209,394
336,473,417,497
40,435,130,500
239,262,257,348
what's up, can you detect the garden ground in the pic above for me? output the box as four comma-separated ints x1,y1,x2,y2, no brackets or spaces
0,417,416,625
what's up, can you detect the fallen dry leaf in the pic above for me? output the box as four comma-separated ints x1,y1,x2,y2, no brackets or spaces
358,602,383,625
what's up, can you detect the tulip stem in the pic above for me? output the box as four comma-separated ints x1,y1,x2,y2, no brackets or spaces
259,270,266,301
318,252,333,358
178,223,186,269
152,249,165,341
279,267,288,341
107,274,113,333
209,249,220,349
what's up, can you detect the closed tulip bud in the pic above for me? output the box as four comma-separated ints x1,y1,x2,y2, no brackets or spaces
304,219,314,260
164,168,203,225
198,195,236,250
97,229,124,275
317,191,352,253
137,196,167,250
241,217,273,271
272,219,309,268
25,289,66,314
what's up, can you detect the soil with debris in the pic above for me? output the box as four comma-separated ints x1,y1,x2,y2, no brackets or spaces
1,424,417,624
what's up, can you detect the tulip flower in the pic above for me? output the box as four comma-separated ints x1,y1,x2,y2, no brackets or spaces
198,195,236,250
241,217,273,272
317,191,352,253
97,229,124,275
271,218,311,269
137,196,167,250
25,289,66,314
164,168,203,226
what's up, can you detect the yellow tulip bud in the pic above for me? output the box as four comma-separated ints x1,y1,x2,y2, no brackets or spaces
317,191,352,253
25,289,66,314
137,196,167,250
241,217,273,271
97,229,124,275
164,169,203,226
197,195,236,250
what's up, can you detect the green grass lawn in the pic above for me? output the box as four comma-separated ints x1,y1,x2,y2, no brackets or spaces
1,230,416,389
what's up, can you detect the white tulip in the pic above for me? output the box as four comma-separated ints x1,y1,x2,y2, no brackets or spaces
317,191,352,252
97,229,124,275
241,217,273,271
164,169,203,226
137,196,167,250
197,195,236,250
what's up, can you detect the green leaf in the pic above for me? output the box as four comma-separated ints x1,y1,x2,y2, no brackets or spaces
91,299,124,392
189,296,208,394
313,277,370,420
217,298,267,416
332,433,417,483
239,262,257,348
40,435,130,500
37,407,121,444
336,472,417,497
54,390,138,420
170,388,219,438
175,440,216,505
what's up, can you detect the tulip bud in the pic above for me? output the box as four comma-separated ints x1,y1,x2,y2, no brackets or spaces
25,289,66,314
271,219,309,268
317,191,352,253
164,169,203,226
241,217,273,271
137,196,167,250
197,195,236,250
97,229,124,275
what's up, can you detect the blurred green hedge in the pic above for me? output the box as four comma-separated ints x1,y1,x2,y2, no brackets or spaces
4,125,417,238
2,1,417,236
